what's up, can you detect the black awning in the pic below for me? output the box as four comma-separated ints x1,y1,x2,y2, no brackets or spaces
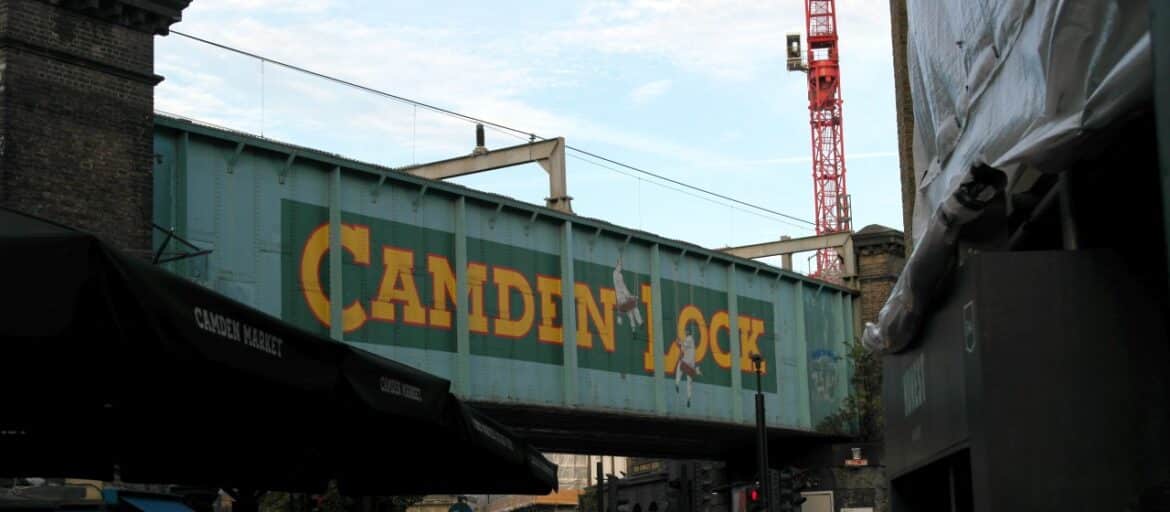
0,209,556,495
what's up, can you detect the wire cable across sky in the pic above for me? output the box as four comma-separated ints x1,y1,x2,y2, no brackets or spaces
169,30,816,228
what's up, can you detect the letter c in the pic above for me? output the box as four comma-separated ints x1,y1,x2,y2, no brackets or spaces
300,223,371,332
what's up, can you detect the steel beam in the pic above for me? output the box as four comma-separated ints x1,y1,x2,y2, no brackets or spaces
225,142,245,174
722,232,856,280
400,138,573,213
278,152,297,184
722,232,851,259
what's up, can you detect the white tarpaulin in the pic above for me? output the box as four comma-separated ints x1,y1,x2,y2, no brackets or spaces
864,0,1152,352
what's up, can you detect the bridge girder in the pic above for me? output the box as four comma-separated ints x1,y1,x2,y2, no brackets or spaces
400,137,572,213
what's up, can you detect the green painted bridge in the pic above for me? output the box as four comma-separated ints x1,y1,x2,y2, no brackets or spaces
151,114,856,456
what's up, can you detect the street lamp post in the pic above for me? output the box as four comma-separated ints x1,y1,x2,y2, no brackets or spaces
751,353,772,512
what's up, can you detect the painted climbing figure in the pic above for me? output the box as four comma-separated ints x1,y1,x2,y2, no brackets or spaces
674,327,701,407
612,256,643,332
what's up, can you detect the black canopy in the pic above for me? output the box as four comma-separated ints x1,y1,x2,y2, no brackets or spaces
0,209,556,495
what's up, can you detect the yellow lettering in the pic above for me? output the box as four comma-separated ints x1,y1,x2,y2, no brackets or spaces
493,267,534,338
738,316,767,374
666,305,708,374
298,223,370,333
536,275,563,344
427,254,456,329
468,263,488,334
575,284,616,351
371,246,426,325
709,311,732,369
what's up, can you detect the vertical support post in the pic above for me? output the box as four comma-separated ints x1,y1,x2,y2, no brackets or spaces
176,132,189,239
780,236,793,271
596,461,605,512
540,138,572,212
844,292,858,433
772,284,787,426
730,264,743,422
843,292,855,344
753,355,772,512
328,167,343,340
172,132,189,275
841,291,856,433
793,282,811,428
455,197,471,396
834,292,848,406
651,244,666,414
842,236,857,283
561,221,578,406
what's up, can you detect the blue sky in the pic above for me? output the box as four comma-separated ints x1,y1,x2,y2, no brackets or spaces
156,0,901,274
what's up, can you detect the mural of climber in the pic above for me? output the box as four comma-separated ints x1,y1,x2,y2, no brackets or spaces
613,256,644,333
673,325,702,407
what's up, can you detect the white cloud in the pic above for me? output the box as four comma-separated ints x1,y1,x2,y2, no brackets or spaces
629,79,672,104
159,14,741,170
559,0,893,82
155,0,896,230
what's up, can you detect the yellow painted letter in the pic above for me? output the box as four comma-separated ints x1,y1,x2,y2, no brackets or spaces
427,254,456,329
536,275,563,344
493,267,535,338
371,246,427,325
299,223,370,333
738,316,767,374
708,311,732,369
576,284,617,352
468,263,489,334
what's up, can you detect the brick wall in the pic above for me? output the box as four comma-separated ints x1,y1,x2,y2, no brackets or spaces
0,0,186,257
888,0,916,254
854,226,906,324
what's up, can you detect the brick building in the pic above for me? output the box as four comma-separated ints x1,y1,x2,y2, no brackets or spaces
853,225,907,323
0,0,189,257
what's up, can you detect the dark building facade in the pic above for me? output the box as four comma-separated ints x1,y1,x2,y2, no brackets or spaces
599,459,729,512
0,0,189,256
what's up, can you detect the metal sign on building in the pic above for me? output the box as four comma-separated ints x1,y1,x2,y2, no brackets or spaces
152,114,856,431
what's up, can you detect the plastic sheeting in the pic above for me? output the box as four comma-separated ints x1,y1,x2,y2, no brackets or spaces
863,0,1153,352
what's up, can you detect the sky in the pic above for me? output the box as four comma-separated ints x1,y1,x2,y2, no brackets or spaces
155,0,902,274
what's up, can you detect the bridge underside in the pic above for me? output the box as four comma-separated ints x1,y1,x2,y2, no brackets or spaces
472,402,842,460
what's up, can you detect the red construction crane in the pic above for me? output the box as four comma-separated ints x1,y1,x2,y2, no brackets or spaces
788,0,851,278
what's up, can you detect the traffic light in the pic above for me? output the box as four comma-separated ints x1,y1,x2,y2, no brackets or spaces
747,483,766,512
732,482,766,512
776,467,808,512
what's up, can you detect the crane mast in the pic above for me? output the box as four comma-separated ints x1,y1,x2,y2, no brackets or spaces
789,0,850,278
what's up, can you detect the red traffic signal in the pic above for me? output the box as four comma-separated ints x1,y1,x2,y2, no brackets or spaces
749,487,760,502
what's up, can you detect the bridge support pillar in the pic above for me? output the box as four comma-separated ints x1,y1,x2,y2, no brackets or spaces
329,167,343,340
455,197,472,395
651,244,666,414
729,264,742,423
560,220,578,405
793,282,811,429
